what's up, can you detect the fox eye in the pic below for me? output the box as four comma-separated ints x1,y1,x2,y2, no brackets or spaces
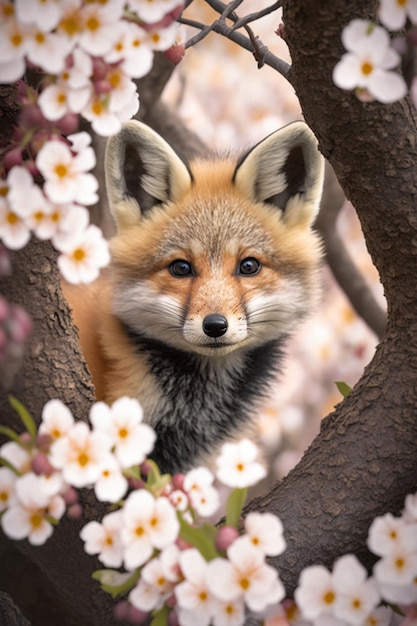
238,257,261,276
169,259,193,277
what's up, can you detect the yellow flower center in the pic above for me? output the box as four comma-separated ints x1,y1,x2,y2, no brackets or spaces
0,491,8,502
11,33,23,48
92,100,104,116
73,248,86,262
108,71,121,89
135,525,144,536
86,16,100,32
78,452,89,467
35,32,45,44
361,61,373,76
239,577,250,590
118,427,128,439
323,590,335,605
30,512,43,528
55,163,68,178
6,211,19,225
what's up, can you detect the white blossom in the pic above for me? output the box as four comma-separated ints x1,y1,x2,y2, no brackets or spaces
48,421,112,487
0,441,32,474
121,489,180,570
78,1,124,57
333,19,407,104
216,439,266,488
0,171,32,250
367,513,417,557
26,30,72,75
0,467,18,512
207,539,284,613
1,473,64,545
56,224,110,284
80,510,124,568
294,565,338,621
332,555,380,625
126,0,181,23
93,453,128,503
89,397,155,469
37,139,98,205
243,511,286,557
14,0,63,32
176,549,218,626
379,0,417,31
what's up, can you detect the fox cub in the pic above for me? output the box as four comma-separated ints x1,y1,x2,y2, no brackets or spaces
63,120,324,474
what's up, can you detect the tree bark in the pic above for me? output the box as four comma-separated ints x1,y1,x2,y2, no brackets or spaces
243,0,417,605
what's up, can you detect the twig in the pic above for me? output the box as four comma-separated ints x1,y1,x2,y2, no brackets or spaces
179,12,290,79
230,2,282,31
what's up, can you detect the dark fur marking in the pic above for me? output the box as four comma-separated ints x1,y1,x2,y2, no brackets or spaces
123,325,286,474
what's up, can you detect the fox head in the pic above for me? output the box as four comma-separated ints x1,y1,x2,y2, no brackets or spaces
104,121,324,357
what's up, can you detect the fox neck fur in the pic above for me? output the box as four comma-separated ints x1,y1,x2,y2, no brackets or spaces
63,120,324,474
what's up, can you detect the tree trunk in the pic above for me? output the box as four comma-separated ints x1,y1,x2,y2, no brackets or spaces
243,0,417,602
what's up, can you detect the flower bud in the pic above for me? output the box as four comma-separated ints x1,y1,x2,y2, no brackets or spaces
3,147,23,171
215,525,240,551
172,473,185,490
31,452,54,476
163,43,185,65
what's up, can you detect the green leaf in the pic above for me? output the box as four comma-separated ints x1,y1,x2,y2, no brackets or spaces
0,425,21,444
92,569,140,599
225,488,247,528
178,513,218,561
150,605,169,626
335,381,352,398
8,396,37,439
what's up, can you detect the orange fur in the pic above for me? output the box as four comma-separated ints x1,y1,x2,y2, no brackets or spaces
62,120,324,472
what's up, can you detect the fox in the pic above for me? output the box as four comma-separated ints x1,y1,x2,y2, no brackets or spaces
62,120,324,475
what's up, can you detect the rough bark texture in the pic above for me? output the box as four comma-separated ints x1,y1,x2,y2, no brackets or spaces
243,0,417,607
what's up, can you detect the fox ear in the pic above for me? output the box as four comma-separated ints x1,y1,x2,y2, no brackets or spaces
105,120,193,229
233,121,324,228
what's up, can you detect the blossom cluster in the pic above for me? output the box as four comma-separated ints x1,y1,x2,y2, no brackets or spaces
0,0,184,285
333,0,417,105
2,395,417,625
0,396,286,625
291,494,417,626
0,0,183,135
0,132,110,283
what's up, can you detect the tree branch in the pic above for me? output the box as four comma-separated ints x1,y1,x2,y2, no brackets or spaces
241,1,417,618
316,163,387,339
180,1,290,77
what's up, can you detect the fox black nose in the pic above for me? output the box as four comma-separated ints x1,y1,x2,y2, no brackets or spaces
202,314,228,338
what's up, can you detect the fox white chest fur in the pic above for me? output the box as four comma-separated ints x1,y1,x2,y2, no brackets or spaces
64,120,324,474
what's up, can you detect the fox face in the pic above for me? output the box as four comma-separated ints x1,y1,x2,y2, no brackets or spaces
105,121,324,361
